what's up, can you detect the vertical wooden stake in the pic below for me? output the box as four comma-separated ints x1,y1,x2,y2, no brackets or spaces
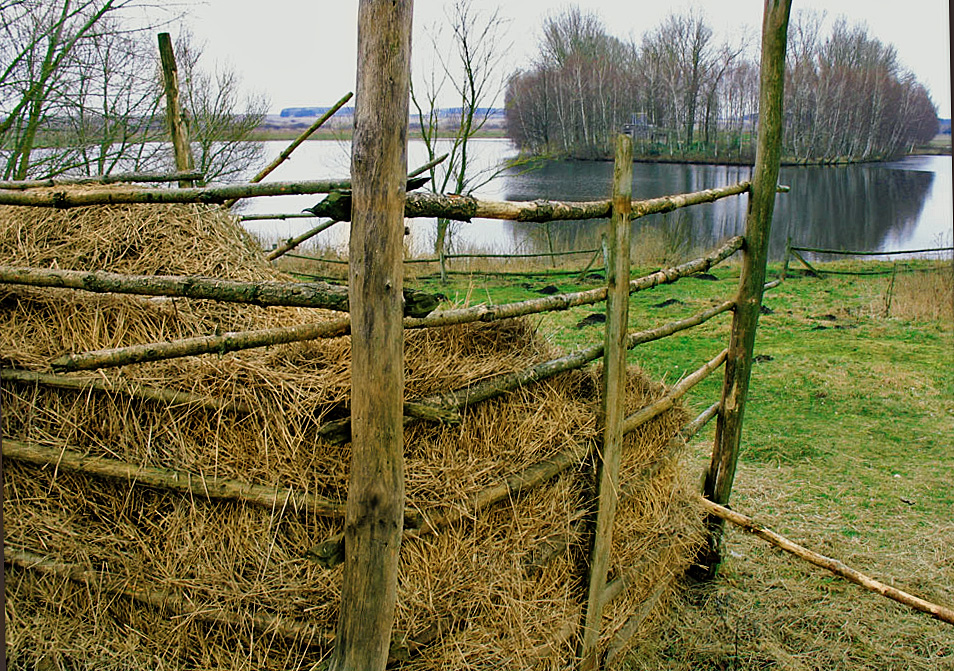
157,33,195,188
694,0,792,580
329,2,412,671
579,134,632,670
781,235,792,280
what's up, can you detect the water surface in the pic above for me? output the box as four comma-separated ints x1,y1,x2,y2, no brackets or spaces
240,140,952,261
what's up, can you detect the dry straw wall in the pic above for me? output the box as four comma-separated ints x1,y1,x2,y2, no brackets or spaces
1,197,705,669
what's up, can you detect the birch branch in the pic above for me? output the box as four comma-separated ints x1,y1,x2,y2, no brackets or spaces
2,439,346,517
699,498,954,626
0,171,204,190
0,180,352,208
51,317,352,372
0,368,249,414
4,547,330,642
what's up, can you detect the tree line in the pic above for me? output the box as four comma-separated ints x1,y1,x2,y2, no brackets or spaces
0,0,266,182
505,7,939,162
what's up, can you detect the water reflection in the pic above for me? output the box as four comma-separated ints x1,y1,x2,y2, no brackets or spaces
500,159,936,261
240,140,949,261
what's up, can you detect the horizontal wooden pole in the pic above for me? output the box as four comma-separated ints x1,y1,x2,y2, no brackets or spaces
621,349,727,435
443,248,600,260
790,245,954,257
398,182,751,223
0,179,352,208
632,182,751,219
0,171,205,190
404,237,743,330
699,498,954,626
4,547,331,643
240,212,317,222
0,265,351,311
1,368,249,414
0,267,439,318
3,439,346,516
319,302,734,445
51,316,352,372
44,240,739,372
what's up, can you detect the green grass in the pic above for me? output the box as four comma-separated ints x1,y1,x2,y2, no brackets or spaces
404,257,953,669
280,249,953,667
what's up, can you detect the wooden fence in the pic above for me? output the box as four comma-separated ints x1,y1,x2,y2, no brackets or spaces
0,2,804,669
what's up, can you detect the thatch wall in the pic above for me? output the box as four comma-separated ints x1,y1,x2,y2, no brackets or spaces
1,199,704,670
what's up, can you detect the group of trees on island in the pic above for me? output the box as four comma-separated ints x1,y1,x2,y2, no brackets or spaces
505,7,939,162
0,0,266,182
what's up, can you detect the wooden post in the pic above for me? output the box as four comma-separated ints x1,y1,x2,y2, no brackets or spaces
329,1,412,670
579,134,633,670
695,0,792,580
157,33,195,188
781,235,792,280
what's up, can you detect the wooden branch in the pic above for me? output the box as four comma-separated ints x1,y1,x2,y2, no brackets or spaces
305,440,593,568
790,245,954,257
240,212,317,222
0,368,249,414
266,220,341,261
2,439,346,516
404,236,743,330
4,547,331,642
248,94,351,184
699,498,954,626
0,265,351,311
621,349,727,435
0,179,352,208
401,182,749,223
420,301,733,415
0,266,438,318
51,316,352,372
4,547,441,661
0,171,205,190
320,303,733,447
158,33,195,188
633,182,751,218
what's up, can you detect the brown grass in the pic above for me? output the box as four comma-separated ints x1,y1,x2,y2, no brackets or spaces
1,197,704,669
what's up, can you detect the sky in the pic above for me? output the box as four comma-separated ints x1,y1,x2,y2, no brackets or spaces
184,0,951,118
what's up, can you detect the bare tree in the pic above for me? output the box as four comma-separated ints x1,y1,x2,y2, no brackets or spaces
0,2,268,182
410,0,511,257
172,31,268,184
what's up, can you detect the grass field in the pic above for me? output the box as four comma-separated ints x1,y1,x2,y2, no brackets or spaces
415,257,953,669
280,250,953,668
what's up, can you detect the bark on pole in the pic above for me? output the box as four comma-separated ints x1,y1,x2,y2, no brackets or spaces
579,134,632,670
695,0,792,580
329,2,412,670
157,33,195,188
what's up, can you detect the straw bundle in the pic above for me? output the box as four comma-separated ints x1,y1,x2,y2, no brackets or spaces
1,197,704,670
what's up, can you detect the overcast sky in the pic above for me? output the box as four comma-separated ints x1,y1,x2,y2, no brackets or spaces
185,0,951,118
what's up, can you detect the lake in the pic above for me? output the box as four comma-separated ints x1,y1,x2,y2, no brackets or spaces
238,139,952,261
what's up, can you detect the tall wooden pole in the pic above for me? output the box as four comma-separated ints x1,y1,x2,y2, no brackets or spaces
329,2,412,670
157,33,195,188
695,0,792,580
579,134,632,670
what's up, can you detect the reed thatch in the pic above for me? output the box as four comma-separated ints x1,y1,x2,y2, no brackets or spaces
1,195,705,670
